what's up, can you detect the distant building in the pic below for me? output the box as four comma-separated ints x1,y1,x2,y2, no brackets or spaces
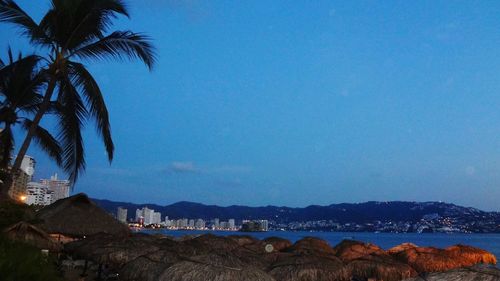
228,219,235,229
195,219,205,229
241,220,269,232
117,207,128,223
153,212,162,224
143,207,154,225
188,219,195,228
135,207,161,225
25,182,53,206
40,173,70,202
214,218,220,229
135,209,143,222
9,155,35,200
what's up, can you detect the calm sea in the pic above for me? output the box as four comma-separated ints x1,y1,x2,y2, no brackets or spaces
142,229,500,259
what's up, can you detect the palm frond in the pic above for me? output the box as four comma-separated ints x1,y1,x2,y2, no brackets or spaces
0,0,50,46
0,53,44,109
70,30,156,70
64,0,130,50
57,78,87,184
22,118,62,166
69,61,113,162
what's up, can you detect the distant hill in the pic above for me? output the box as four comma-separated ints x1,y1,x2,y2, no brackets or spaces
92,198,499,226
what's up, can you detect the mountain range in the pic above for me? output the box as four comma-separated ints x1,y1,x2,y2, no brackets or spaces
92,198,500,225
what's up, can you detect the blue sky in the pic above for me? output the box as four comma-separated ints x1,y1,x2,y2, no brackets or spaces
2,1,500,210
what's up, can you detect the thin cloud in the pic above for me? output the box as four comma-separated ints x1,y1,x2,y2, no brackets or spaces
168,161,200,173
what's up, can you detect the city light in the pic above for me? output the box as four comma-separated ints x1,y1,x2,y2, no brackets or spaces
19,195,26,202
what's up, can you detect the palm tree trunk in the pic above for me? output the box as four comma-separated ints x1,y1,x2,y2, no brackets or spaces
0,78,57,199
0,122,12,200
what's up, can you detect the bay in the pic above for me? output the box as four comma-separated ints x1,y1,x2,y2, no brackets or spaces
142,229,500,259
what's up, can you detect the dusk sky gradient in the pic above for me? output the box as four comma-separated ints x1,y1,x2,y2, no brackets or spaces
2,1,500,210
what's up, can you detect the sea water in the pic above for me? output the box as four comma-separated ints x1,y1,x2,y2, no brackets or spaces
142,229,500,259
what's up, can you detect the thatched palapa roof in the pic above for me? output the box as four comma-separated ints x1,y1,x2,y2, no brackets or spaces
404,264,500,281
3,221,63,252
36,193,129,237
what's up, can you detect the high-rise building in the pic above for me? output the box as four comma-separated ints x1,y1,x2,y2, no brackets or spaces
214,218,220,229
143,207,154,225
135,209,143,222
20,155,35,180
260,220,269,231
228,219,235,229
25,182,53,206
195,219,205,229
188,219,195,228
9,155,35,200
40,173,70,202
117,207,128,223
153,212,162,224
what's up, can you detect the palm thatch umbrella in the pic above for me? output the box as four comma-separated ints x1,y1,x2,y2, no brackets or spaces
392,245,497,273
333,239,387,262
228,234,260,246
119,249,182,281
387,243,418,254
404,264,500,281
263,237,292,252
268,254,348,281
159,252,275,281
36,193,129,238
181,234,240,255
445,244,497,265
66,233,162,267
288,237,337,257
3,221,62,252
345,254,418,281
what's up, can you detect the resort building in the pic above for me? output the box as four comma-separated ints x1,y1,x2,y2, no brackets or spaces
25,182,54,206
40,173,70,202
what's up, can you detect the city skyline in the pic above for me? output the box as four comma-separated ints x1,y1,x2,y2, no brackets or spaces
3,1,500,211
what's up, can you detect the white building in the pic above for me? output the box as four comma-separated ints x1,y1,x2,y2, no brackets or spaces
117,207,128,223
40,173,70,202
20,155,36,181
135,209,143,222
152,212,162,224
195,219,205,229
25,182,53,206
228,219,235,229
143,207,154,225
10,155,35,200
135,207,162,225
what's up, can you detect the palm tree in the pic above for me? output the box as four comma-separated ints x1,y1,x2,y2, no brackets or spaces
0,49,62,198
0,0,156,197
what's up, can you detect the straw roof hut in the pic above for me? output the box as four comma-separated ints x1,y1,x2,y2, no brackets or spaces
333,240,387,262
66,233,162,267
403,264,500,281
268,254,348,281
36,193,129,238
392,245,497,273
288,237,337,257
3,221,62,252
